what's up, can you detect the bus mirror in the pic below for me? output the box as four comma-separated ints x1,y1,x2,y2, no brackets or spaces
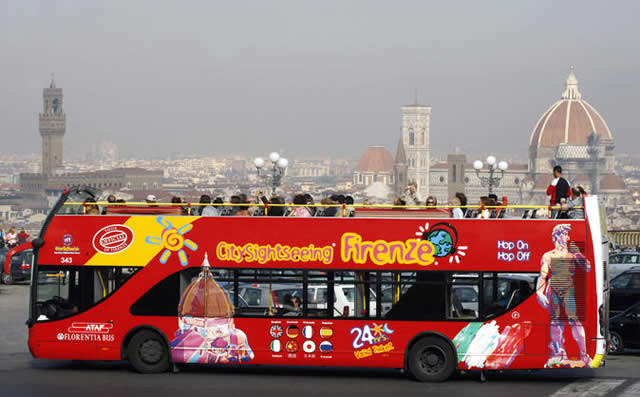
32,238,44,250
343,306,349,317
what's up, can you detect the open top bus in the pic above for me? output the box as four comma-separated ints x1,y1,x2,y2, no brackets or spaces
20,187,609,381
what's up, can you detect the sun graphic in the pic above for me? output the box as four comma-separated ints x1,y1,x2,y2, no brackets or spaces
145,216,198,266
371,323,384,337
415,222,468,264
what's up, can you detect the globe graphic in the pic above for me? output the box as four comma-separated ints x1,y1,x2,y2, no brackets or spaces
426,229,454,257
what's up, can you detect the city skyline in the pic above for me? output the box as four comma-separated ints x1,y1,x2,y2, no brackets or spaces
3,1,639,159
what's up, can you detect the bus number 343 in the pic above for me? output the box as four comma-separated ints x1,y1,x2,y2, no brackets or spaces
60,257,73,264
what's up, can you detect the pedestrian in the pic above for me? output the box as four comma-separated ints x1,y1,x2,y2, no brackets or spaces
6,227,17,248
17,228,29,244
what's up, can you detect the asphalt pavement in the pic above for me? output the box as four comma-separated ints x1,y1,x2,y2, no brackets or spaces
1,283,639,397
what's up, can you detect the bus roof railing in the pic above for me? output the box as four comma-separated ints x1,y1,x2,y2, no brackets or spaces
61,201,583,219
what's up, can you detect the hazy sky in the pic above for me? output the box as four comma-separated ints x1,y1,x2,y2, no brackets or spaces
2,1,639,160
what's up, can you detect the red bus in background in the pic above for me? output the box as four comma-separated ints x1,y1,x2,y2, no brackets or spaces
22,188,609,382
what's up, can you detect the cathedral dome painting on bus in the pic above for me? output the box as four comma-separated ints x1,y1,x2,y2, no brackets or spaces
170,254,254,364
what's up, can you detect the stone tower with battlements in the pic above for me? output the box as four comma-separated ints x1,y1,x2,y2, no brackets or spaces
39,74,65,176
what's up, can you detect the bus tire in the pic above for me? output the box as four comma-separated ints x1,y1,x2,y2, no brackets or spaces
2,273,14,285
407,336,456,382
127,330,171,374
609,332,624,354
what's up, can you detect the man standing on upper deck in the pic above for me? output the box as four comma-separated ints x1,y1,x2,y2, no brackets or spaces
547,166,570,217
536,224,592,368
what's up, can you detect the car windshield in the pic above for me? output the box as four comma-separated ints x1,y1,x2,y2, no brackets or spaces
611,273,632,289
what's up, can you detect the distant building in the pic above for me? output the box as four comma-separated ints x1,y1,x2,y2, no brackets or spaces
40,74,65,176
353,146,394,187
528,66,626,205
400,104,431,198
19,76,163,201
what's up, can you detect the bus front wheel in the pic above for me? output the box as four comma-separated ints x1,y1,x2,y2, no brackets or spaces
407,337,456,382
127,330,171,374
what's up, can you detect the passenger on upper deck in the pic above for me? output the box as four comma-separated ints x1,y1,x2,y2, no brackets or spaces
291,194,312,217
402,182,421,206
345,196,355,217
231,195,250,216
145,194,158,207
84,198,100,215
393,197,407,208
304,194,317,216
561,186,586,219
322,197,339,217
449,197,464,219
477,197,495,219
199,195,220,217
426,196,437,207
455,192,468,217
547,165,570,218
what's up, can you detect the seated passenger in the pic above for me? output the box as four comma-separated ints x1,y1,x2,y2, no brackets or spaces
321,197,338,216
477,197,494,219
561,186,585,219
102,194,117,214
393,197,406,208
84,198,100,215
290,194,312,217
145,194,158,207
199,194,220,216
345,196,355,217
232,195,250,216
426,196,437,207
449,197,464,219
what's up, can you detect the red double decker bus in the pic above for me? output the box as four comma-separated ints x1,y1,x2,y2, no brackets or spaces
22,188,609,381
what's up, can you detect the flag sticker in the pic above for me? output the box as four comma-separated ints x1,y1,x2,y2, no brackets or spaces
302,325,313,339
271,339,282,353
286,340,298,353
286,325,299,338
319,341,333,353
320,326,333,339
303,340,316,353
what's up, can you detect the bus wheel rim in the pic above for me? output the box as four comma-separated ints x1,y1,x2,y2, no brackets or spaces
139,339,163,364
419,346,446,374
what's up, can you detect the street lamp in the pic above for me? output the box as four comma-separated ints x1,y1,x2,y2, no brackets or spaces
254,152,288,195
473,156,508,195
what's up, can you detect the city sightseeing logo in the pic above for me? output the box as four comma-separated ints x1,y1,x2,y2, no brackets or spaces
415,222,467,264
145,216,198,266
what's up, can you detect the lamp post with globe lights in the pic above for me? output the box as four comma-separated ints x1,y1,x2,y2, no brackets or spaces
472,156,508,195
254,152,289,195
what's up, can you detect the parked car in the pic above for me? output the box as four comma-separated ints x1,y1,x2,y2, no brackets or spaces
609,251,640,279
609,268,640,315
0,247,33,284
609,301,640,354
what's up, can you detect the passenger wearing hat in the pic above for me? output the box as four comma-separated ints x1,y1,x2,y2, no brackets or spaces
146,194,158,207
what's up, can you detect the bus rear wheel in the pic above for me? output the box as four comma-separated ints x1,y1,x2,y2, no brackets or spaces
127,330,171,374
407,337,456,382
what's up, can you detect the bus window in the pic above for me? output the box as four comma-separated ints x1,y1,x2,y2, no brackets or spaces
236,269,303,317
36,266,140,321
383,271,446,321
481,273,536,319
448,273,479,319
332,271,375,318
